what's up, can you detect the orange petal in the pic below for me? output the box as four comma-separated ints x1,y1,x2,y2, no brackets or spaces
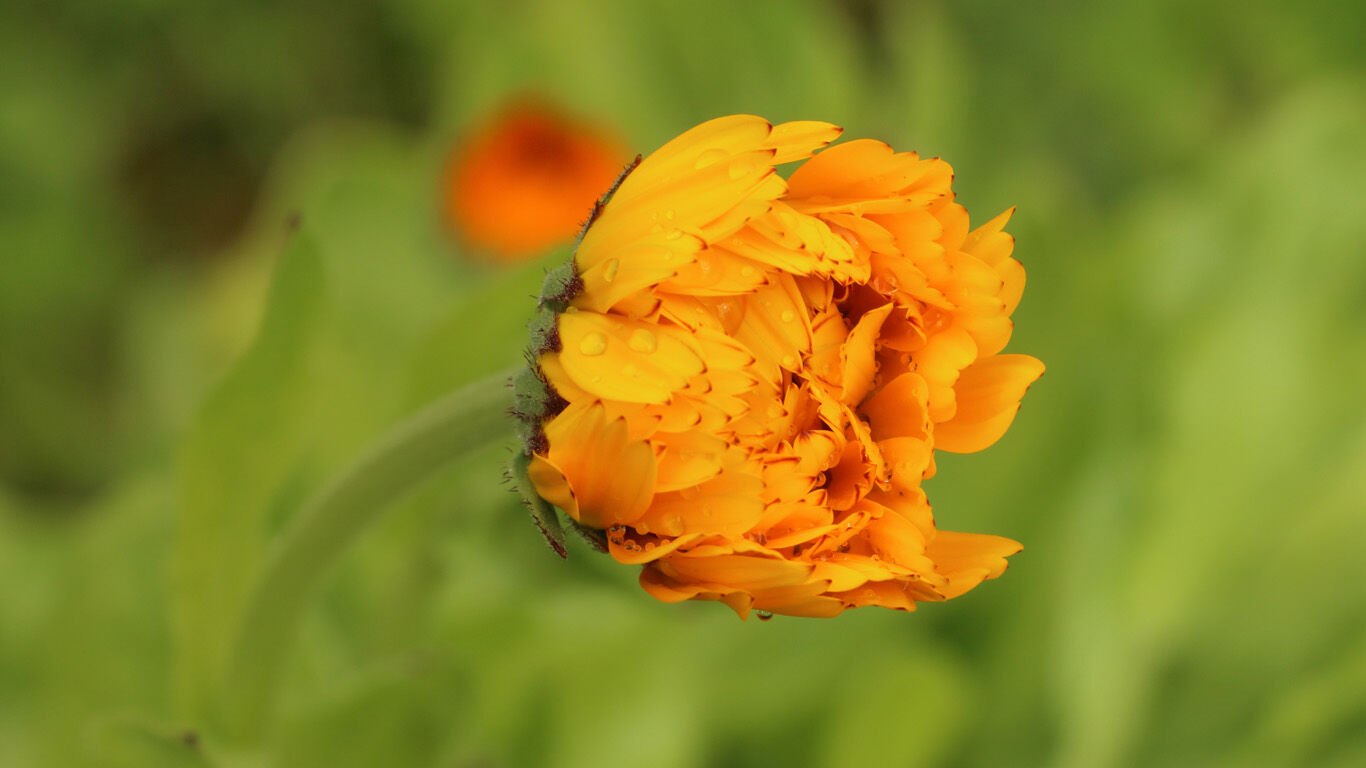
639,463,764,538
534,402,657,528
927,530,1022,599
840,303,893,405
935,354,1044,453
861,372,931,442
914,325,977,422
658,551,813,592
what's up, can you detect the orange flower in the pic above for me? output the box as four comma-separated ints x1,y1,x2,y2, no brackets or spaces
443,102,628,260
514,116,1043,618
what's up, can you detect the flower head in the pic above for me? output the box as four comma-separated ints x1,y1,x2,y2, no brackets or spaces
443,101,627,260
515,115,1043,618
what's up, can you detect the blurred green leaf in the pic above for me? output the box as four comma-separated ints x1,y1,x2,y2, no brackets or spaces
86,714,217,768
408,254,552,402
170,230,326,723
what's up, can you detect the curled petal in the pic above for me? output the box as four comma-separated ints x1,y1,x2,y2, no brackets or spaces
935,354,1045,453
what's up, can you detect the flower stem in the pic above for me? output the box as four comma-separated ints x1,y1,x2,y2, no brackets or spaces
220,371,515,743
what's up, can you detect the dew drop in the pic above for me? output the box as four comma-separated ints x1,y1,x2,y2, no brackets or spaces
694,148,728,169
739,265,756,277
602,258,620,283
628,329,657,353
624,363,642,379
665,229,683,241
729,155,757,180
578,332,608,356
780,309,796,323
756,611,774,622
781,355,796,368
666,515,686,535
664,209,676,221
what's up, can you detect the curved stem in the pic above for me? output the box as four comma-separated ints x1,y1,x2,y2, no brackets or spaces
221,371,515,742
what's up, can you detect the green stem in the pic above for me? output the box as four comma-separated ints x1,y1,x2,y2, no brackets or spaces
220,371,515,743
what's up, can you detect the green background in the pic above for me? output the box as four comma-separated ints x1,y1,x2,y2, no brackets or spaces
2,0,1364,765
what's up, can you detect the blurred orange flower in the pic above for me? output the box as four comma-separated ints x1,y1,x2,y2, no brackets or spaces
444,102,628,259
516,115,1043,619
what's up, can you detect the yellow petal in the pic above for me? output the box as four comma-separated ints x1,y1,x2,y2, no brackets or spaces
762,120,843,163
652,429,728,493
576,233,704,313
612,115,774,205
557,310,704,403
731,274,812,385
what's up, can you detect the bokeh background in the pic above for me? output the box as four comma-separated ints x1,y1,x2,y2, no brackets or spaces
3,0,1365,766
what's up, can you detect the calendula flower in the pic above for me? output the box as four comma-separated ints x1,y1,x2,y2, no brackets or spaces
514,115,1043,619
443,101,627,260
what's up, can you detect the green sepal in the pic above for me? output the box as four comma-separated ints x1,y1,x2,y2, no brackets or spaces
508,451,567,559
538,261,581,309
512,366,551,422
525,307,560,354
564,517,609,553
512,416,546,456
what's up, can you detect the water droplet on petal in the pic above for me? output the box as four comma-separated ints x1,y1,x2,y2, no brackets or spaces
628,329,657,353
664,209,676,220
579,332,608,356
694,148,728,169
780,309,796,323
739,265,756,277
756,611,774,622
729,155,758,180
603,259,620,283
665,229,682,241
781,355,796,368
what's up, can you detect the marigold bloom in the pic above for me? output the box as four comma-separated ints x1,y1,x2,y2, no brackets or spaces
515,115,1043,619
443,102,627,259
